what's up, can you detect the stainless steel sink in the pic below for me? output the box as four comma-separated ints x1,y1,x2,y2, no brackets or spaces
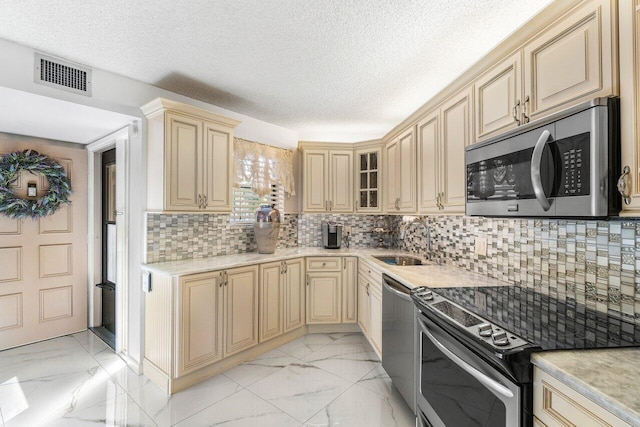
373,255,425,266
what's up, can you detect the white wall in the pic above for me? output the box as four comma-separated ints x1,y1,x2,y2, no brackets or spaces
0,38,299,370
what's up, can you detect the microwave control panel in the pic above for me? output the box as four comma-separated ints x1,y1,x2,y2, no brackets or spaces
555,132,590,197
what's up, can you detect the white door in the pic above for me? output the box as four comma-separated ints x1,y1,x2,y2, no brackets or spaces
0,136,88,350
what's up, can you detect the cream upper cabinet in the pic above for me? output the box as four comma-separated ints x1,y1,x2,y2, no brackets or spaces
306,271,342,324
385,127,416,213
618,0,640,215
259,261,284,343
440,86,473,213
534,367,632,427
342,257,357,323
284,258,305,332
302,148,353,213
474,52,522,140
223,265,259,357
142,98,239,213
177,272,223,377
417,110,441,213
355,146,383,213
522,0,617,123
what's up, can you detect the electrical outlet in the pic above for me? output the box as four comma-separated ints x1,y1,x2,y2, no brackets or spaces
344,225,352,234
475,236,488,256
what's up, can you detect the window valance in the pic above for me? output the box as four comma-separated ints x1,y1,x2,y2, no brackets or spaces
233,137,296,197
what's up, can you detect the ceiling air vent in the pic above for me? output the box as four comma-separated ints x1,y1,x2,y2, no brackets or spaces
34,53,92,96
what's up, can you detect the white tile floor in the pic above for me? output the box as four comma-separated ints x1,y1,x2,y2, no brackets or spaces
0,331,414,426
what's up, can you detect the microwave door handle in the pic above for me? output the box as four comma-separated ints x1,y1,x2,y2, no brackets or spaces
417,316,514,400
531,129,552,211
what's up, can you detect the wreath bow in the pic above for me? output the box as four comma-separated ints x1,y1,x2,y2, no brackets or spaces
0,150,72,219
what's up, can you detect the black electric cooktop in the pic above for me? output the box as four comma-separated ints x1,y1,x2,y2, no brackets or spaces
430,285,640,351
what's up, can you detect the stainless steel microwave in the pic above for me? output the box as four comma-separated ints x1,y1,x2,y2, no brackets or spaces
465,98,620,218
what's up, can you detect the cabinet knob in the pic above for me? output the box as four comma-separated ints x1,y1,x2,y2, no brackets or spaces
322,262,326,266
618,166,632,205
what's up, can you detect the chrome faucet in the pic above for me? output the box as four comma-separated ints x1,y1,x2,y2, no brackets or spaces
400,217,433,258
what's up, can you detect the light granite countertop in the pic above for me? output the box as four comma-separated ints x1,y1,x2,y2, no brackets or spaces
143,247,510,290
532,349,640,426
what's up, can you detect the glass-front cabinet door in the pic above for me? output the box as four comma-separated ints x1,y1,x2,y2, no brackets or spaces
355,147,382,213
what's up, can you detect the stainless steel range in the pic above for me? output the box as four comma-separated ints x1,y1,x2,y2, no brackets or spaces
411,284,640,427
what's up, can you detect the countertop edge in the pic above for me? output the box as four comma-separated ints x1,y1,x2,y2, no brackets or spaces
532,353,640,426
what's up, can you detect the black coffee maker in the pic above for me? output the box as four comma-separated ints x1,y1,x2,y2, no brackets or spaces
322,221,343,249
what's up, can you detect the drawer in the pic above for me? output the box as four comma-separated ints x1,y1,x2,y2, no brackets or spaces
306,257,342,271
534,367,631,427
359,261,382,287
358,271,382,294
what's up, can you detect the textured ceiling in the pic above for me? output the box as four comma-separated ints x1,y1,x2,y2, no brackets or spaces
0,0,553,142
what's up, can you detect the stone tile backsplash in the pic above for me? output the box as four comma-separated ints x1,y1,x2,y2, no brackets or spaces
399,215,640,324
297,214,391,248
145,213,298,263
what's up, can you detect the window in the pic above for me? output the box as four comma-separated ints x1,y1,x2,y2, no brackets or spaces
230,183,284,224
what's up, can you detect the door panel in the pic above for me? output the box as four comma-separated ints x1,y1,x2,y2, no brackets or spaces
418,111,440,213
357,276,369,335
167,113,201,210
224,266,259,356
398,129,416,211
303,150,329,212
306,272,341,324
284,258,305,332
369,285,382,356
385,140,398,210
342,258,357,323
0,139,87,350
259,262,284,342
203,123,232,211
329,150,353,212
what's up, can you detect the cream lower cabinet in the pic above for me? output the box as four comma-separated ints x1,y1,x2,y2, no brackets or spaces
417,86,472,214
301,148,353,213
358,261,383,357
305,257,356,324
260,258,305,343
175,264,258,377
534,367,632,427
142,98,239,213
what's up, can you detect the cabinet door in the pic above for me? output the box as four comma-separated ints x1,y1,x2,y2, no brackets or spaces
475,52,522,140
202,122,232,211
357,276,370,336
368,284,383,357
303,150,329,212
177,273,223,377
259,262,283,343
306,272,342,324
166,113,202,211
397,128,416,212
440,87,473,213
341,257,357,323
355,148,382,213
523,0,616,122
385,139,399,211
224,265,259,357
417,111,441,213
329,150,354,212
284,258,305,332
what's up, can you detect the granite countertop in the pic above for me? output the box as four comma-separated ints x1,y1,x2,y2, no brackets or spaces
143,247,509,290
532,349,640,426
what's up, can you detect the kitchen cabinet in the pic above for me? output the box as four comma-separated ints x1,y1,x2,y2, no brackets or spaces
302,148,353,212
222,265,259,357
385,127,416,213
342,257,357,323
618,0,640,216
141,98,239,212
534,367,632,427
260,258,305,343
305,257,356,324
355,146,383,212
522,0,617,123
417,87,472,214
358,260,383,357
474,52,522,140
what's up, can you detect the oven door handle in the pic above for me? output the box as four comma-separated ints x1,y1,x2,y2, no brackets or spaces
530,129,552,211
417,317,514,399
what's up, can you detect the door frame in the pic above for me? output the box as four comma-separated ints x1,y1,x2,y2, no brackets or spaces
87,126,130,355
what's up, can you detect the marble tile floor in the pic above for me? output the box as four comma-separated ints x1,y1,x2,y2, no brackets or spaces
0,331,414,427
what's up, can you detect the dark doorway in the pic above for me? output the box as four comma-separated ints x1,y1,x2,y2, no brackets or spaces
92,148,117,349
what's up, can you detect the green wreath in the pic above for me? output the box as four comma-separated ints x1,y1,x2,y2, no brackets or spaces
0,150,72,220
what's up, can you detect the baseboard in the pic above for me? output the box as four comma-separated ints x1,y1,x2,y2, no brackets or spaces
308,323,361,333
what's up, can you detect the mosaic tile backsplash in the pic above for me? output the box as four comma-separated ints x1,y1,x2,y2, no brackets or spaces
297,214,392,248
398,216,640,324
145,213,298,263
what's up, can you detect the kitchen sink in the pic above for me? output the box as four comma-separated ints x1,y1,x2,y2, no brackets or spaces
373,255,425,266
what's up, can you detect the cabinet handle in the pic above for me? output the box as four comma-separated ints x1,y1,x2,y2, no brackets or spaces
325,200,328,211
198,194,202,209
522,95,530,124
618,166,632,205
366,283,370,296
225,271,229,286
203,195,208,209
219,271,224,287
330,200,333,211
512,99,521,126
355,200,359,209
344,259,346,270
306,274,310,286
322,262,326,266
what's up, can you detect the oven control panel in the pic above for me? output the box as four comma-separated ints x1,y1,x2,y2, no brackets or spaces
411,286,530,351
